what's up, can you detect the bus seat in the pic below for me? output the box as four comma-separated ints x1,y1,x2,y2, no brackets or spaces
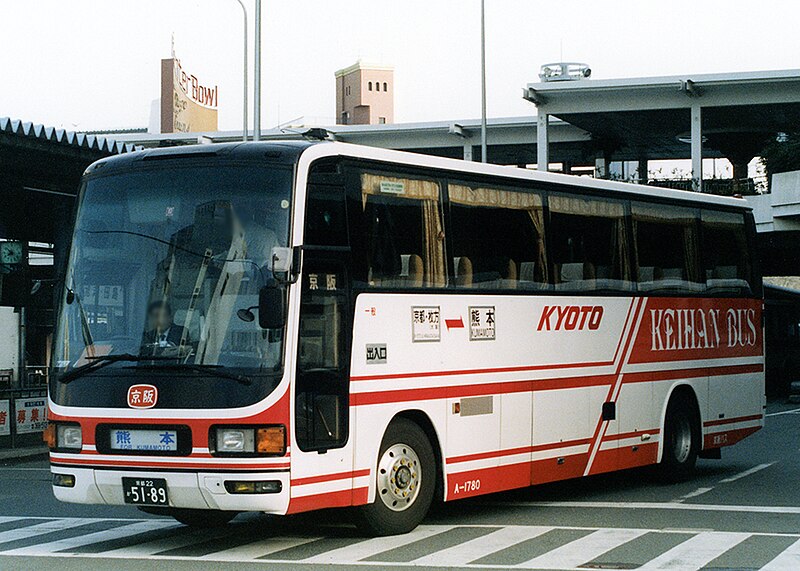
639,266,655,282
407,254,424,287
504,258,518,289
661,268,683,279
520,262,536,283
712,265,738,279
456,257,473,287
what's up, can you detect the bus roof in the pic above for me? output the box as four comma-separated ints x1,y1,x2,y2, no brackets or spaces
85,140,750,211
299,141,752,211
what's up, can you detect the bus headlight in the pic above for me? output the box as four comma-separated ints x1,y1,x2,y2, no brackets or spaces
57,424,82,450
211,425,286,456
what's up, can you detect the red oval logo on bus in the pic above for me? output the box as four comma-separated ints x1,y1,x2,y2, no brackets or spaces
127,384,158,409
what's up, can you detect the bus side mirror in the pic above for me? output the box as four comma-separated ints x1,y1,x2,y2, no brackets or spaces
258,280,286,330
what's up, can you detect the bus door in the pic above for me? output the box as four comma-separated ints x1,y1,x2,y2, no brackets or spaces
291,172,355,490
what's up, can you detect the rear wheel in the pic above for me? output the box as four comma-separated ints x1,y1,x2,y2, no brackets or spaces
355,418,436,536
660,392,700,482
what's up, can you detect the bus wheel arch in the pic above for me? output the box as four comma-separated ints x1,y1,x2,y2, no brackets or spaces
393,410,445,503
356,413,439,536
658,384,702,482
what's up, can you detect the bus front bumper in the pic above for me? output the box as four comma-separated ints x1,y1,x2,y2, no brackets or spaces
50,466,291,514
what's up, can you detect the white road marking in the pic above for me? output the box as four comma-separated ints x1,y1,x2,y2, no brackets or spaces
719,462,775,483
0,518,104,545
100,524,225,557
762,536,800,570
679,487,714,500
765,408,800,417
301,525,454,564
3,520,177,556
518,527,647,569
496,500,800,514
203,536,321,561
411,525,550,566
637,531,750,570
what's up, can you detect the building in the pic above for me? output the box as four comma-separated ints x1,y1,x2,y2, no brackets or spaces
335,61,394,125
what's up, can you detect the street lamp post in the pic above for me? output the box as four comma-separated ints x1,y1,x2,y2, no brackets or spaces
233,0,248,141
480,0,487,163
253,0,262,141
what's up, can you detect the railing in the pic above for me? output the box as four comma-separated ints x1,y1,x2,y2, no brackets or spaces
644,177,767,196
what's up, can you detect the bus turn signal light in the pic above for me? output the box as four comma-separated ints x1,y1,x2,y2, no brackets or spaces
43,424,56,449
256,426,286,455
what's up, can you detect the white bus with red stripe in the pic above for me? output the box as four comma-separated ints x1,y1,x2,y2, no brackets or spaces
46,141,764,535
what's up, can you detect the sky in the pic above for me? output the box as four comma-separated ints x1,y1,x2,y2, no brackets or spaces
1,0,798,132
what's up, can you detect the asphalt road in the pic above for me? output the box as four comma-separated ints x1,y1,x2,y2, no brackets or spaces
1,402,799,571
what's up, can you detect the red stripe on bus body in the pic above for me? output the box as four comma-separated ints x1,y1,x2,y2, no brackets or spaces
602,428,660,442
350,375,615,406
350,361,762,407
703,413,764,427
49,456,291,470
623,363,764,384
703,426,761,448
446,437,592,465
291,468,371,487
287,486,369,514
350,360,615,383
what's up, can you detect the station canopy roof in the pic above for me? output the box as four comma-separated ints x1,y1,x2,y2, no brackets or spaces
524,69,800,162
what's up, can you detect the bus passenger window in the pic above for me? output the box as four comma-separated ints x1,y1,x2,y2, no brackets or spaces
360,172,445,288
449,183,548,289
632,203,702,293
549,194,632,292
701,210,753,295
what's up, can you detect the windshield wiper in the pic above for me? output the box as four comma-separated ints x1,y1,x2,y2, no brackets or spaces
57,354,174,385
130,363,252,386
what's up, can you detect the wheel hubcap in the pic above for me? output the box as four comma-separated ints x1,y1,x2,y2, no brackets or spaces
672,415,692,463
377,443,421,512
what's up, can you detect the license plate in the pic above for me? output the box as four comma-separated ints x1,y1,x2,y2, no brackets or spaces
122,477,169,506
110,429,178,452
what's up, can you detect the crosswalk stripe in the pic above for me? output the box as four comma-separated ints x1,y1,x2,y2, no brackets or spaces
517,527,648,569
99,524,222,557
411,525,551,566
301,525,454,564
202,536,322,561
2,520,177,556
0,517,26,525
637,531,750,570
762,537,800,570
0,518,102,545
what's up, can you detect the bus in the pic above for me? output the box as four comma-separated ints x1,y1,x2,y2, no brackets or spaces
45,141,765,536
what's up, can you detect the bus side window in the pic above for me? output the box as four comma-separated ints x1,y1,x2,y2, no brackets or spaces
359,172,446,288
449,182,549,289
632,203,703,293
548,194,633,292
700,210,753,295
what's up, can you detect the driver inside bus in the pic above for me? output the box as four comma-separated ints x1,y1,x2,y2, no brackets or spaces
141,301,189,352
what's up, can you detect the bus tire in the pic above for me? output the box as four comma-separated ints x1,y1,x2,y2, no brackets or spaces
168,508,237,528
659,392,700,482
355,418,436,536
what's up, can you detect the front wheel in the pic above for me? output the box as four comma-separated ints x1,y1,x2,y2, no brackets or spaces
659,393,700,482
355,418,436,536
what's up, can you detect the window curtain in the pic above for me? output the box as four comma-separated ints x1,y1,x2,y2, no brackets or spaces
449,184,547,283
551,193,629,282
632,203,700,283
361,173,445,287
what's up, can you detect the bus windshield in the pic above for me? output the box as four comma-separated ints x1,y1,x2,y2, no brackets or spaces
50,163,293,409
